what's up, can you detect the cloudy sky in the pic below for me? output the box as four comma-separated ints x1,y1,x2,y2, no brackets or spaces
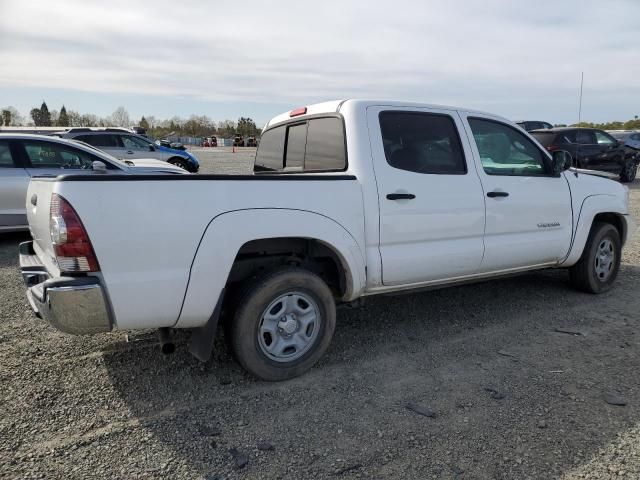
1,0,639,125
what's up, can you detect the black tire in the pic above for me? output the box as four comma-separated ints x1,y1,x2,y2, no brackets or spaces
168,157,189,170
620,158,637,183
569,222,621,293
229,267,336,381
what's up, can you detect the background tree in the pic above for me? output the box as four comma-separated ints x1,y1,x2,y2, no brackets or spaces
237,117,257,136
110,106,130,127
1,110,11,126
139,116,149,130
39,102,52,126
0,106,23,126
58,105,70,127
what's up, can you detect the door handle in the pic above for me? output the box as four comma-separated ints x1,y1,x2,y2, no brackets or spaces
487,191,509,198
126,150,134,154
386,193,416,200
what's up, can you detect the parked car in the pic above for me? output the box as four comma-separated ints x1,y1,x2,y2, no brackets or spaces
0,134,187,233
246,136,257,147
58,128,199,172
530,127,639,182
20,99,635,381
202,137,218,147
516,120,553,132
233,135,245,147
607,130,640,150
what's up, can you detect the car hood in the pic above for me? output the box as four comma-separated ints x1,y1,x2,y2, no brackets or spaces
122,158,189,174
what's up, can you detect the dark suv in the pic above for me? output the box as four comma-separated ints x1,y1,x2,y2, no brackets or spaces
530,127,639,182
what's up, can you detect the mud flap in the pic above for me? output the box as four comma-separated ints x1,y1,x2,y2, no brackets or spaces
188,289,224,362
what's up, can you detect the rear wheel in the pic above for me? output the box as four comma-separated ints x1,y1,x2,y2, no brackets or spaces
620,158,637,182
229,267,336,381
569,222,621,293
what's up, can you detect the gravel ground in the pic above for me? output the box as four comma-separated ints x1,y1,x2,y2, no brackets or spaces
1,154,639,479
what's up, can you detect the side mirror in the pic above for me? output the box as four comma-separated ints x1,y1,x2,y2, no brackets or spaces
92,161,107,174
148,144,156,152
551,150,572,175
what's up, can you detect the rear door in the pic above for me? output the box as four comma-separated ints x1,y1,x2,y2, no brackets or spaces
0,140,30,229
461,115,572,271
75,133,122,158
367,106,486,285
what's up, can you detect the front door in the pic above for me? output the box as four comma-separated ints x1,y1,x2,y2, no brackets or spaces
461,114,573,272
367,106,486,286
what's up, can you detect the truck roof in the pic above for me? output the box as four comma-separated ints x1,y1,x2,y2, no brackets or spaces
263,99,508,130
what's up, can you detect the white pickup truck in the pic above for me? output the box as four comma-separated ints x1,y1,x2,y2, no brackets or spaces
20,100,636,381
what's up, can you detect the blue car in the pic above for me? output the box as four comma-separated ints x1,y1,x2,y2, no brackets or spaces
60,128,200,172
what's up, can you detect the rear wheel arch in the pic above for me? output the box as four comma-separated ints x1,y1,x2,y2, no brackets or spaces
226,236,353,301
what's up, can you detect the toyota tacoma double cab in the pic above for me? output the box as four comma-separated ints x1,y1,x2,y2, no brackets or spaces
20,100,636,381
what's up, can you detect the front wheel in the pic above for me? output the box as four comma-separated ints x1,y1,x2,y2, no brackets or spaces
168,157,189,170
229,267,336,381
620,159,638,183
569,222,621,293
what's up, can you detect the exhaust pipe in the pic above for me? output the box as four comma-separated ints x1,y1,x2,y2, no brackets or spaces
158,328,175,354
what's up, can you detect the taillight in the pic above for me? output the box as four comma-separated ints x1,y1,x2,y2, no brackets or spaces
50,193,100,273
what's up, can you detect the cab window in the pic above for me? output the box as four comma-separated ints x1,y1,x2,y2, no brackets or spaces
468,118,548,176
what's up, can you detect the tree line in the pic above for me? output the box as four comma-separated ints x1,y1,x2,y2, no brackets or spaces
0,102,260,138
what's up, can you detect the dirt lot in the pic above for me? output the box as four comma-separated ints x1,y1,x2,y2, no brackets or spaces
1,154,639,479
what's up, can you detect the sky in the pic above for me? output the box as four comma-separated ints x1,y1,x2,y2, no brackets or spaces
0,0,639,126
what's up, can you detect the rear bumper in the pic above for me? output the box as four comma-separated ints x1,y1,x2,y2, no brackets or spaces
19,241,113,335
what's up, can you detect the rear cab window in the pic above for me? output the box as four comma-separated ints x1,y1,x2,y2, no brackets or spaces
254,116,346,173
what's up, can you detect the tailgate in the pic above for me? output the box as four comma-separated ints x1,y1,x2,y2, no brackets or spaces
26,179,60,276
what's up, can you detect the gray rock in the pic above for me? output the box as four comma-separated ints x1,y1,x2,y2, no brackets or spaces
405,402,436,418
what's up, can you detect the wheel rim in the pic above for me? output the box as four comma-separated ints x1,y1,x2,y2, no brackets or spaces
594,238,615,281
257,291,321,363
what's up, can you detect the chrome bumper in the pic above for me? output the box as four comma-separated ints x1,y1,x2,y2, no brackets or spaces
19,241,113,335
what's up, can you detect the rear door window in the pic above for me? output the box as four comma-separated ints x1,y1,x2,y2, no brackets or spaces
75,134,121,147
0,141,15,167
575,130,596,144
379,111,466,174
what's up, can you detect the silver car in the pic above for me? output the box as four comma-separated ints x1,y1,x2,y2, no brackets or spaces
59,128,200,172
0,134,187,232
608,131,640,150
